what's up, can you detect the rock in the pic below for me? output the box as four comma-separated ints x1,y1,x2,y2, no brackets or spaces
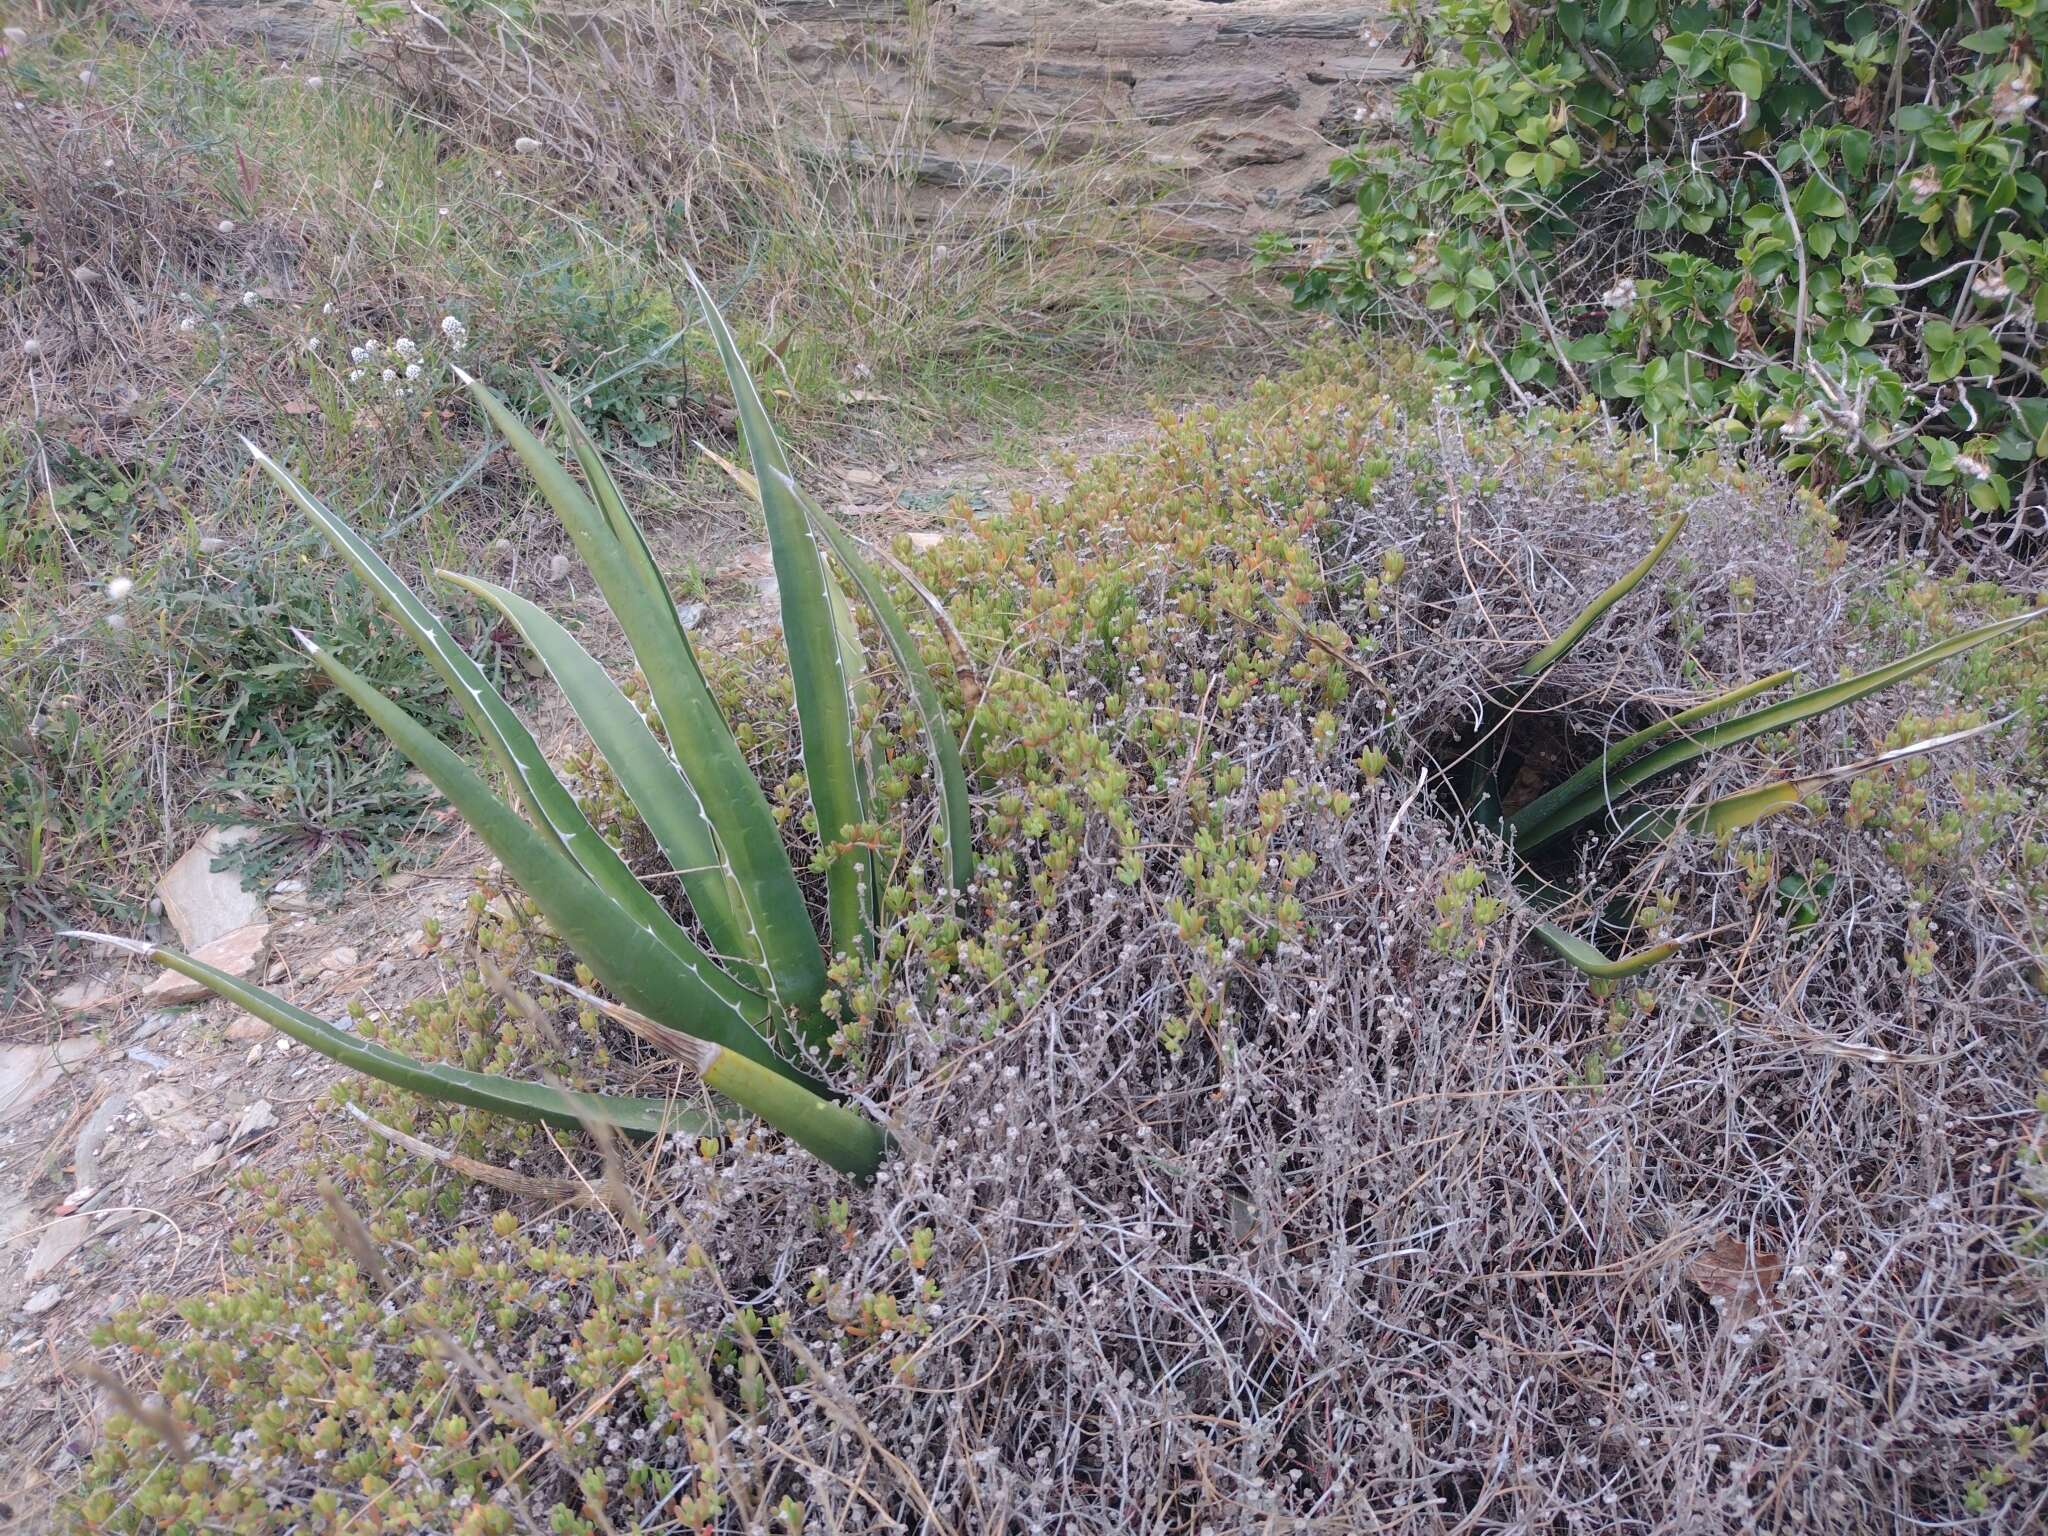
53,976,120,1013
377,871,419,895
156,828,264,948
842,466,886,489
202,1119,227,1144
229,1099,277,1147
1132,69,1300,125
224,1016,269,1042
1192,126,1309,167
906,530,948,553
1306,53,1411,86
267,877,317,914
1216,10,1373,41
24,1217,87,1285
244,1044,263,1067
21,1284,63,1317
0,1037,103,1127
145,923,270,1004
191,1143,224,1174
316,944,359,974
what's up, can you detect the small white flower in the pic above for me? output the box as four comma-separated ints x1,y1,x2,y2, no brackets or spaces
371,178,384,192
21,337,41,356
179,316,197,332
440,314,463,337
513,135,541,154
437,205,450,217
304,336,321,352
77,68,94,86
321,301,335,315
217,218,236,233
349,344,369,364
1953,453,1992,482
393,336,418,359
381,367,397,385
240,290,259,307
404,361,422,380
347,368,364,383
106,611,126,630
106,576,134,602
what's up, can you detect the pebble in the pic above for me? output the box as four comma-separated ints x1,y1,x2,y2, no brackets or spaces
21,1284,63,1317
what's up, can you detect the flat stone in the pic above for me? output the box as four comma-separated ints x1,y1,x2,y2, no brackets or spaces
20,1283,63,1317
1217,11,1373,41
156,827,264,949
53,976,120,1013
1306,54,1411,86
224,1016,269,1042
1133,69,1299,125
144,923,271,1005
316,945,359,974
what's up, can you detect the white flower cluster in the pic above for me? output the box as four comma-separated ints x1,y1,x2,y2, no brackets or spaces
1970,263,2012,302
1952,452,1992,482
1993,62,2040,124
1599,274,1639,310
339,317,467,399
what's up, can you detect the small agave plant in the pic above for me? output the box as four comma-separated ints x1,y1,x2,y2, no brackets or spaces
1445,510,2043,977
70,273,972,1178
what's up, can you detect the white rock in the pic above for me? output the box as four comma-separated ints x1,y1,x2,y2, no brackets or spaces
316,944,359,974
53,976,119,1013
21,1283,63,1316
156,828,264,948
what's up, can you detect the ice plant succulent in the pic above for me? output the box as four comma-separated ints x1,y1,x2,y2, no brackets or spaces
1444,515,2044,978
67,277,974,1178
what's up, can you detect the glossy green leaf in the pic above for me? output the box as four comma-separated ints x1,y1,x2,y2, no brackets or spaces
1530,919,1683,978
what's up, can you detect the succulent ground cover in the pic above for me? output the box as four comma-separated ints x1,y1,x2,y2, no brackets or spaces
65,347,2048,1533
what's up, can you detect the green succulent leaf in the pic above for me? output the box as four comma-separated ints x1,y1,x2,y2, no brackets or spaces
803,492,977,901
293,629,823,1095
456,366,832,1046
687,265,873,966
62,933,710,1139
1515,607,2046,852
1521,511,1688,677
439,572,763,983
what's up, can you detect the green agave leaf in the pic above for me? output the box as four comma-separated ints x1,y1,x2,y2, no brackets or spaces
1516,606,2045,853
541,976,887,1178
455,367,830,1045
806,492,977,900
247,446,757,1003
244,442,578,864
1530,920,1683,978
61,933,709,1139
442,572,763,981
1624,719,2001,842
820,531,883,933
687,266,872,965
1520,511,1688,678
296,629,829,1095
1506,667,1799,844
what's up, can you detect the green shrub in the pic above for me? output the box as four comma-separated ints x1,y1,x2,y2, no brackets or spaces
1273,0,2048,530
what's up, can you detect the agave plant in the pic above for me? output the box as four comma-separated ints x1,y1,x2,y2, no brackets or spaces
69,273,972,1178
1448,510,2043,977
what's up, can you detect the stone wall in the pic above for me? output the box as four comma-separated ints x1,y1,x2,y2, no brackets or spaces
767,0,1407,254
180,0,1408,256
